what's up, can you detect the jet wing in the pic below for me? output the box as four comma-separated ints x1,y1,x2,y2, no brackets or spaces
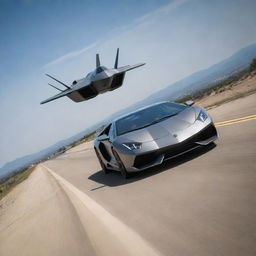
116,63,145,73
41,77,93,104
40,89,72,104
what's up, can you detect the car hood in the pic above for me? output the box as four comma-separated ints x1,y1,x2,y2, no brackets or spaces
117,107,197,143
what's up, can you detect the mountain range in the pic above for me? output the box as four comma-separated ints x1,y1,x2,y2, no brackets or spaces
105,43,256,120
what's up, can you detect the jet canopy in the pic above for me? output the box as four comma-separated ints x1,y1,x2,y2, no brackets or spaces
95,66,107,74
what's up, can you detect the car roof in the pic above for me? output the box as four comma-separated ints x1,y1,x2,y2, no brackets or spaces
113,101,171,123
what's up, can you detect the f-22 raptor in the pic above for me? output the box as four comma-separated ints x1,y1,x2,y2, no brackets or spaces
41,48,145,104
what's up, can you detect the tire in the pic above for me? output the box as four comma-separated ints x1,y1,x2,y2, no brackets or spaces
94,148,110,174
112,149,131,179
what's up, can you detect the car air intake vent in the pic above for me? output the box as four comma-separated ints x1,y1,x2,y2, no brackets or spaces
134,152,159,169
99,142,111,161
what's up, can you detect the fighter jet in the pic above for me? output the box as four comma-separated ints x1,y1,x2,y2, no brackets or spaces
41,48,145,104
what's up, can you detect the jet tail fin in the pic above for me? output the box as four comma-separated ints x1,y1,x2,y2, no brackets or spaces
96,54,100,68
114,48,119,69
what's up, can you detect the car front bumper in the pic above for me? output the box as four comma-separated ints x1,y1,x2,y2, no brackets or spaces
119,122,218,173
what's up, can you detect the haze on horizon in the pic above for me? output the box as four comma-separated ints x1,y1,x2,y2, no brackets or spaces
1,0,256,168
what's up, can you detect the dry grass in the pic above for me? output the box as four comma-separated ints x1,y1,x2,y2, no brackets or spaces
68,131,97,149
177,70,256,108
204,88,256,109
197,71,256,108
0,166,36,200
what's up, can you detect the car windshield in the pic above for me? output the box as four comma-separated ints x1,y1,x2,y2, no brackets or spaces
116,102,187,135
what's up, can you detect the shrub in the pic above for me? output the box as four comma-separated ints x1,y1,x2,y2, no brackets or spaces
250,58,256,72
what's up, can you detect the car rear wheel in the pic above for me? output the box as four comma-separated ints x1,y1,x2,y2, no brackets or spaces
94,148,110,174
112,149,131,179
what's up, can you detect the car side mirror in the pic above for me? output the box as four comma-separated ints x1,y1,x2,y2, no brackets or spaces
184,100,194,106
98,134,110,141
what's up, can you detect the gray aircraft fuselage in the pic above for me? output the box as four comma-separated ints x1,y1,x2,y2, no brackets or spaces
69,66,125,102
41,49,145,104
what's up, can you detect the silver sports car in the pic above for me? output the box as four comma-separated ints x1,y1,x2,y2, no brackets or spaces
94,101,218,178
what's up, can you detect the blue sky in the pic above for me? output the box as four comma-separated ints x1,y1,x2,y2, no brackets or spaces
0,0,256,167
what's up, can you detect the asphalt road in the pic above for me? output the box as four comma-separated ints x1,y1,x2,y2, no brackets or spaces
42,94,256,256
1,94,255,256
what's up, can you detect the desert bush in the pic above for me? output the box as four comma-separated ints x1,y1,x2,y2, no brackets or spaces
250,58,256,72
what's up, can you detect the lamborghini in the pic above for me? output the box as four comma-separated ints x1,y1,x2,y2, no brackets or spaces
94,101,218,178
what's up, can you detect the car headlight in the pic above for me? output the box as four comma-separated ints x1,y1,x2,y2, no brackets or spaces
197,110,208,122
122,142,142,150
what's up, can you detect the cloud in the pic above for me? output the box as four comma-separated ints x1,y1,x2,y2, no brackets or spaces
42,0,190,69
135,0,191,23
42,41,100,69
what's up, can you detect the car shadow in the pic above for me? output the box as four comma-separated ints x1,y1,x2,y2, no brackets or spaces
88,143,216,188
